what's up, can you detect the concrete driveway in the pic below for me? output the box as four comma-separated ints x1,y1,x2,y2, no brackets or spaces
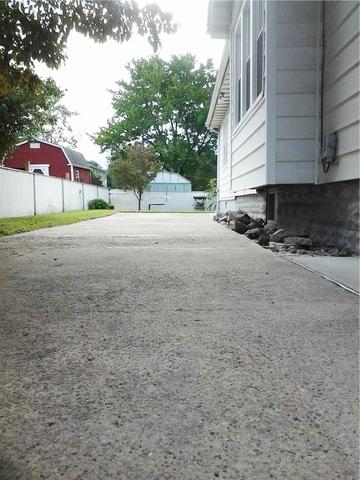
0,213,358,480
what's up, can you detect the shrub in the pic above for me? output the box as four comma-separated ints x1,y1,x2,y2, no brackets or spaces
88,199,109,210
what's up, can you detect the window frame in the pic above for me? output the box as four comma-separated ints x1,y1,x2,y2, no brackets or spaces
242,2,251,114
234,15,242,124
253,0,265,101
232,0,265,129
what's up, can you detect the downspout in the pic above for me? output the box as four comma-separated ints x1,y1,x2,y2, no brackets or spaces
209,126,220,212
61,147,74,181
215,127,220,213
317,0,326,182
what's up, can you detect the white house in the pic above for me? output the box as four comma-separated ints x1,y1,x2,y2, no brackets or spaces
206,0,359,250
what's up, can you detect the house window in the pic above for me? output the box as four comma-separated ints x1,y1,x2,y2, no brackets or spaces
254,0,265,98
243,3,251,113
237,78,242,122
75,170,80,182
234,22,242,123
233,0,265,126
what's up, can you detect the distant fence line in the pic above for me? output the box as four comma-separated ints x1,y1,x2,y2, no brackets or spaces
0,166,109,218
0,166,213,218
109,189,212,212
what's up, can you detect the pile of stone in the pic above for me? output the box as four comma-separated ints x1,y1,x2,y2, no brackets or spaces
214,211,352,257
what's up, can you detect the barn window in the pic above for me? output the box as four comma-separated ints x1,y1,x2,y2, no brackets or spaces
28,164,49,175
30,142,40,149
75,170,80,182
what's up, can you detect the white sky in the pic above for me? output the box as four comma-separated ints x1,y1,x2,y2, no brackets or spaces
35,0,224,168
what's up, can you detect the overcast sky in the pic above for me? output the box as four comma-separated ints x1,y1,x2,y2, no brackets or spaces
35,0,224,168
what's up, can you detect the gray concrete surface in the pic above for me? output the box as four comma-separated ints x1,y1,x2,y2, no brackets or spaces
286,255,359,294
0,213,358,480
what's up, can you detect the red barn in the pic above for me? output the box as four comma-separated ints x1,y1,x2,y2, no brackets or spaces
4,139,92,184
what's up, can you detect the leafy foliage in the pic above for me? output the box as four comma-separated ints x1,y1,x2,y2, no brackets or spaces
88,198,109,210
0,0,176,95
0,0,175,159
110,144,161,210
95,55,217,190
90,170,102,186
88,160,105,186
0,78,76,161
206,178,217,199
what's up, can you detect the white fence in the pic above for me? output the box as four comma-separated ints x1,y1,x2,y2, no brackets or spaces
109,189,212,212
0,166,109,218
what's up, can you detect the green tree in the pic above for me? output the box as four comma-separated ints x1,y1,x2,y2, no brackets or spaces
0,0,176,95
88,160,105,186
206,177,217,199
90,170,102,185
95,55,217,190
111,144,161,211
0,78,76,161
0,0,175,158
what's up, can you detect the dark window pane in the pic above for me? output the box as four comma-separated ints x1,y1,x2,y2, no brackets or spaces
237,77,241,122
245,57,251,111
256,31,264,97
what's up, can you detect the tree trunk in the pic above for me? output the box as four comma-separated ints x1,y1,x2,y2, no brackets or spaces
137,192,142,211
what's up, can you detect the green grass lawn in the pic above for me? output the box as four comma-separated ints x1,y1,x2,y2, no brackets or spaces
0,210,115,236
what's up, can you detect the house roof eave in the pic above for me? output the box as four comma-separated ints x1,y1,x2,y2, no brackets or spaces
206,43,230,131
207,0,234,39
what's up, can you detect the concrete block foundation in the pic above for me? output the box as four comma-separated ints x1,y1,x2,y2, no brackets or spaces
276,180,359,253
218,192,266,219
217,180,359,253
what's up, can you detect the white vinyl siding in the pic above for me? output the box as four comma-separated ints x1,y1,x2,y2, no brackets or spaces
274,0,319,184
213,0,359,199
227,1,267,194
218,110,232,199
231,100,266,192
320,0,360,183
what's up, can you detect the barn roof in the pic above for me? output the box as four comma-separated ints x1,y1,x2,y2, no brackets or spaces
62,147,91,170
17,139,91,170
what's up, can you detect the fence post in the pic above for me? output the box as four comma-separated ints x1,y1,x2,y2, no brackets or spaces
82,183,85,210
33,173,37,215
61,179,65,212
